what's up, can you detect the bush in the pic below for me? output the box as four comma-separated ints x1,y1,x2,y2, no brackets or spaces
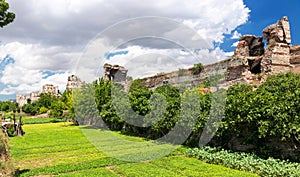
22,103,38,115
50,101,66,118
192,63,204,75
77,73,300,161
185,146,300,177
6,126,15,137
178,68,186,76
39,106,48,114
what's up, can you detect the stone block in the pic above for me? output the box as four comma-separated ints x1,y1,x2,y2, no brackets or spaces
290,55,300,64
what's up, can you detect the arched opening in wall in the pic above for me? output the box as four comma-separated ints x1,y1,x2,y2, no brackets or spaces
248,37,265,57
248,58,262,74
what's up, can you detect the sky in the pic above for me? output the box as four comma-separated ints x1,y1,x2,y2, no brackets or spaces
0,0,299,101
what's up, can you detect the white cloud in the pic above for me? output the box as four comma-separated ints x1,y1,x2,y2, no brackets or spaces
231,41,240,47
101,45,228,79
3,0,249,46
0,72,71,95
231,31,242,39
0,0,250,97
0,42,78,95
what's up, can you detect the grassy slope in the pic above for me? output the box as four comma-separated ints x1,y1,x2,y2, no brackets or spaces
8,123,258,177
0,128,14,176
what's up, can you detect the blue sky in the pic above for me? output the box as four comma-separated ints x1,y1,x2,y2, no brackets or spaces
0,0,299,101
221,0,300,52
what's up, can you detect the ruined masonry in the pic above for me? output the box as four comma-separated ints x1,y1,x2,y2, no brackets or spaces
229,16,296,83
104,63,128,82
16,84,61,107
43,84,60,96
66,75,83,90
137,16,300,89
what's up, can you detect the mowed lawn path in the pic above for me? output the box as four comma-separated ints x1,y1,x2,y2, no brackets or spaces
8,123,258,177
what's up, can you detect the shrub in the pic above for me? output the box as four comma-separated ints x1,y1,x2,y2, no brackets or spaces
39,106,48,114
192,63,204,75
178,68,186,76
185,146,300,177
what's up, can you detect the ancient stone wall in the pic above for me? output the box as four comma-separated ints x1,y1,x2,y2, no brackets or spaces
104,63,128,82
138,16,298,89
290,46,300,74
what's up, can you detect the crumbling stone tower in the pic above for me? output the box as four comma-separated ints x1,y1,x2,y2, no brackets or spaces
104,63,128,82
66,75,83,90
262,16,292,74
227,16,296,84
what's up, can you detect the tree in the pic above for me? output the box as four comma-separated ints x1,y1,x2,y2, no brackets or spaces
60,90,75,120
129,79,146,93
22,103,38,115
36,93,57,109
0,0,15,28
192,63,204,75
0,101,10,112
149,84,181,138
50,100,66,118
251,73,300,141
73,83,103,126
0,101,18,112
39,106,48,114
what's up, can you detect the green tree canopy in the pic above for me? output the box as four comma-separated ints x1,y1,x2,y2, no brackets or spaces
0,0,15,28
36,93,57,109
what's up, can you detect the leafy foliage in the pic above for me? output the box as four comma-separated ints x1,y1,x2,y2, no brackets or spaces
251,73,300,140
0,0,15,28
21,93,58,116
186,146,300,177
38,106,48,114
37,93,57,109
191,63,204,75
214,73,300,160
0,101,18,112
50,100,66,118
149,84,181,138
178,68,186,76
74,73,300,161
22,103,39,115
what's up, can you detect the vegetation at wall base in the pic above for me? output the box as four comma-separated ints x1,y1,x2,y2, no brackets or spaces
3,72,298,176
74,72,300,162
185,146,300,177
191,62,204,75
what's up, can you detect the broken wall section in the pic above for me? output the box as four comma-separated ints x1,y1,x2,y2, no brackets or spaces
228,16,295,85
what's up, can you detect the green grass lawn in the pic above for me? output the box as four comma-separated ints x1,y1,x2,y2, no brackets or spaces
1,113,63,125
20,115,64,124
8,123,258,177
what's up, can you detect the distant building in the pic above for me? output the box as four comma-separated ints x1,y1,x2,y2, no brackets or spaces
16,84,61,107
16,94,30,107
42,84,61,98
66,75,83,90
30,91,40,103
43,84,59,95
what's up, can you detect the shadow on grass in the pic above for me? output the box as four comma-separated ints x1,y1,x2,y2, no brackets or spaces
14,169,30,177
